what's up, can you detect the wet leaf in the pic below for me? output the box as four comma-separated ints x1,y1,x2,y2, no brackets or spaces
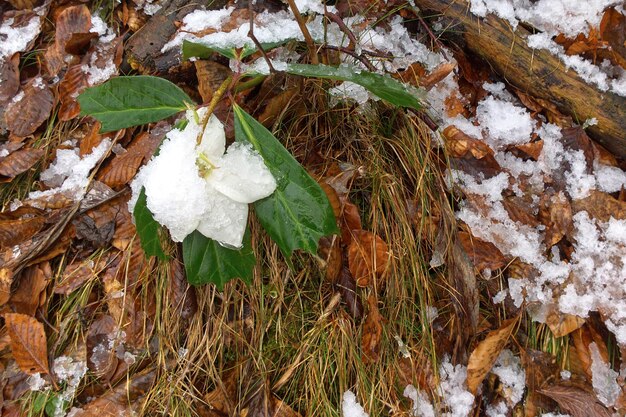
539,192,573,247
466,318,517,394
347,230,390,287
336,264,363,320
572,190,626,222
539,382,612,417
168,258,197,320
0,54,20,103
458,230,507,271
9,262,50,316
419,62,456,89
361,294,383,364
58,65,89,121
234,105,338,257
195,60,231,103
3,313,49,375
0,147,43,179
133,188,166,260
318,236,342,284
5,81,54,137
78,76,193,132
521,349,560,416
183,229,255,289
0,215,45,248
286,63,423,110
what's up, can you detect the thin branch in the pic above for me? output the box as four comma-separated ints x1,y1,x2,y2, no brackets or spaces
286,0,319,64
247,1,276,73
412,8,449,60
322,45,377,72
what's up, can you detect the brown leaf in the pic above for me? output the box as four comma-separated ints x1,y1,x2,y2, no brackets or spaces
466,318,517,394
458,230,507,271
449,238,480,343
545,309,585,338
58,65,88,121
0,215,45,248
561,127,595,173
5,80,54,137
539,382,612,417
3,313,49,375
444,126,502,178
539,192,573,247
0,267,14,306
86,314,119,381
572,190,626,222
361,294,383,364
258,88,299,128
0,54,20,104
502,196,540,227
336,264,362,320
521,349,559,416
600,8,626,69
348,230,390,287
55,5,91,51
420,62,456,89
0,147,43,179
70,368,156,417
54,257,103,295
195,60,231,104
168,258,197,320
9,262,50,316
318,236,342,284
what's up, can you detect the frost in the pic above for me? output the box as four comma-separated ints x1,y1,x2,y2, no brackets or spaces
130,108,277,247
404,385,435,417
589,342,620,406
341,390,369,417
27,373,47,391
0,12,43,59
28,140,111,204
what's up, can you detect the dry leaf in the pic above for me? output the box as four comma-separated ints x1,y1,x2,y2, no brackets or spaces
3,313,50,375
5,80,54,137
0,147,44,179
0,54,20,104
347,230,390,287
337,264,362,320
9,262,50,316
521,349,559,416
539,192,573,247
258,88,298,127
449,239,480,343
86,314,120,381
318,235,342,284
466,318,517,394
539,382,612,417
0,267,14,306
419,62,456,89
458,230,507,271
168,258,197,320
545,309,585,338
0,215,45,248
572,190,626,222
58,64,89,121
195,60,231,103
361,294,383,364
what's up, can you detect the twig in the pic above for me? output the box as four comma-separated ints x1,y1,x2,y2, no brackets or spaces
412,8,449,60
247,1,276,73
195,75,233,145
286,0,319,64
322,45,377,72
408,107,439,132
325,12,358,47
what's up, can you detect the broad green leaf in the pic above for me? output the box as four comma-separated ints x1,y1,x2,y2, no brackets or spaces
285,63,423,110
183,40,291,61
233,105,338,257
133,187,167,260
78,75,193,132
182,229,255,289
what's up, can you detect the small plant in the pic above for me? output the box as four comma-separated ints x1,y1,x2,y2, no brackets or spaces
77,43,422,289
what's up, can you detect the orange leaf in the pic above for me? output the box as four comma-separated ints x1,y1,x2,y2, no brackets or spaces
5,80,55,137
3,313,50,375
466,318,517,394
458,231,507,271
348,230,390,287
361,294,383,364
0,147,44,179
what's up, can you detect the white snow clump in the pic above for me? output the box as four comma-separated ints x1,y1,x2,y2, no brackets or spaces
341,390,369,417
130,108,277,247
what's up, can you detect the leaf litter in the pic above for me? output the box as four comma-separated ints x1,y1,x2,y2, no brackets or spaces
1,0,626,416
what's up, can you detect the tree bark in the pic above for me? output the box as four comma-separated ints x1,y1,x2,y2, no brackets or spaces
414,0,626,158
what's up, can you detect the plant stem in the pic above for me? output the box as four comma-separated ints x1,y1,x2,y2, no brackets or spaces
196,75,233,145
286,0,319,64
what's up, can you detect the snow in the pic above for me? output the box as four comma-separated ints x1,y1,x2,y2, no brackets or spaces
329,82,375,106
438,358,475,417
27,373,47,391
341,390,369,417
404,385,435,417
0,11,43,59
589,342,620,407
130,108,276,247
490,350,526,406
476,96,535,148
28,140,111,204
52,356,88,417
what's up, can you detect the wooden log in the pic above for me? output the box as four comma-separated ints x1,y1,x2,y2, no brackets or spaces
414,0,626,158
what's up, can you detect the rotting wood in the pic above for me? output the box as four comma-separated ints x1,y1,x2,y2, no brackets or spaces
414,0,626,158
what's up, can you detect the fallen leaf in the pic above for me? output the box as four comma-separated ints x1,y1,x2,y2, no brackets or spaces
336,263,362,320
458,230,507,271
3,313,50,375
258,88,298,128
419,62,456,89
521,349,559,416
0,267,13,306
9,262,50,316
361,294,383,364
545,309,585,338
0,215,45,248
195,60,231,104
539,382,612,417
5,80,55,137
502,196,541,227
168,258,198,320
449,238,480,343
0,54,20,103
70,368,156,416
0,147,44,179
466,318,517,394
539,192,573,247
45,5,92,76
86,314,120,381
58,64,89,121
572,190,626,222
348,230,390,287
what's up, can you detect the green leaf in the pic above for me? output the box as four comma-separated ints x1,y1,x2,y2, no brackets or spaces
78,75,193,132
182,40,292,61
133,187,167,260
285,63,423,110
233,105,338,257
182,229,255,289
